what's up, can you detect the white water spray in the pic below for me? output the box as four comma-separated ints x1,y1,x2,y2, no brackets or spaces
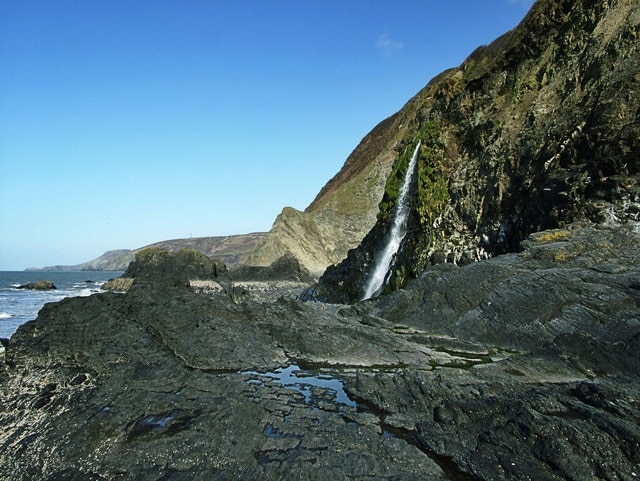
361,141,421,300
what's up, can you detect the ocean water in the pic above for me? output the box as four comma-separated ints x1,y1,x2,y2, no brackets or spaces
0,271,123,339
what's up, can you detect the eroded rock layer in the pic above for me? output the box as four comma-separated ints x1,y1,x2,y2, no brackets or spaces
1,225,639,480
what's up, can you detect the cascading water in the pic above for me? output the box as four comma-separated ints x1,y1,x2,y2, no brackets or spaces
361,141,421,301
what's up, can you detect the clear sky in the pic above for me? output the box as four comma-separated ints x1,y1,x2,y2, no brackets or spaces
0,0,535,270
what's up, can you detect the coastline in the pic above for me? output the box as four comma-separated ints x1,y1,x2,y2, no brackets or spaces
0,271,123,339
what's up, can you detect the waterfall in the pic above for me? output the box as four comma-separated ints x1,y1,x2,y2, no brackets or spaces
361,141,421,301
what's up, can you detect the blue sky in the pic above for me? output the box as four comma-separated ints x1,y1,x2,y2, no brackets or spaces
0,0,534,270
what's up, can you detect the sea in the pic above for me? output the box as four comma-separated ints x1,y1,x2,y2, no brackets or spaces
0,271,123,340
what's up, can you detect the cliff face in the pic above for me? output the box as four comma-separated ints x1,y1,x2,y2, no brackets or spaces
311,0,640,302
246,114,409,276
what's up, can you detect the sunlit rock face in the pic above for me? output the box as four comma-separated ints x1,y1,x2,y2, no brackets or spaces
246,113,405,277
311,0,640,303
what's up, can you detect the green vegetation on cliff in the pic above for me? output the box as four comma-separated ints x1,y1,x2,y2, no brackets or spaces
313,0,640,303
376,121,449,232
376,147,412,225
416,121,449,229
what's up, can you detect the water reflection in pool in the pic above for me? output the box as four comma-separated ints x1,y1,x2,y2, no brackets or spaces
241,364,357,409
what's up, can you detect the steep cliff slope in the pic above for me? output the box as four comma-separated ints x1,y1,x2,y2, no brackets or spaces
249,0,640,281
312,0,640,302
246,114,408,276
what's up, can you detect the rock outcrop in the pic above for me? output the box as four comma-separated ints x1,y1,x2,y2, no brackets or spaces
230,252,315,284
1,223,639,480
101,247,229,292
16,280,56,290
103,248,314,297
123,247,228,283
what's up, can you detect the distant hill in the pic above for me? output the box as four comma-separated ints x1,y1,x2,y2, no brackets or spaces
27,233,266,272
25,249,134,272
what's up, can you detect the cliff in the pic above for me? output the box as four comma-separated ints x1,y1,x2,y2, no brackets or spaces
312,0,640,302
246,113,406,276
249,1,640,283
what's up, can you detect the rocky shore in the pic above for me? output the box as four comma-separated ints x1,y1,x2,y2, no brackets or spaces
1,223,639,480
2,1,639,478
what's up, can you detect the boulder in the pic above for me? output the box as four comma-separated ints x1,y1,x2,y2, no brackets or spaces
123,247,228,285
16,280,56,290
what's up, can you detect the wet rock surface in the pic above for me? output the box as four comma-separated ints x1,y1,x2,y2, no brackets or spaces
1,224,639,480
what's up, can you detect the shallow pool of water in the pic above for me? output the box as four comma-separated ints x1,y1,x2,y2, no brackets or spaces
241,364,357,409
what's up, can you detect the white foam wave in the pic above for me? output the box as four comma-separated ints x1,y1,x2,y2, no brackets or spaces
77,288,96,297
0,312,11,320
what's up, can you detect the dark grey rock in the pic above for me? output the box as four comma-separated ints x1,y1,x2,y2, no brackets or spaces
124,246,228,285
1,225,639,480
230,252,315,284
